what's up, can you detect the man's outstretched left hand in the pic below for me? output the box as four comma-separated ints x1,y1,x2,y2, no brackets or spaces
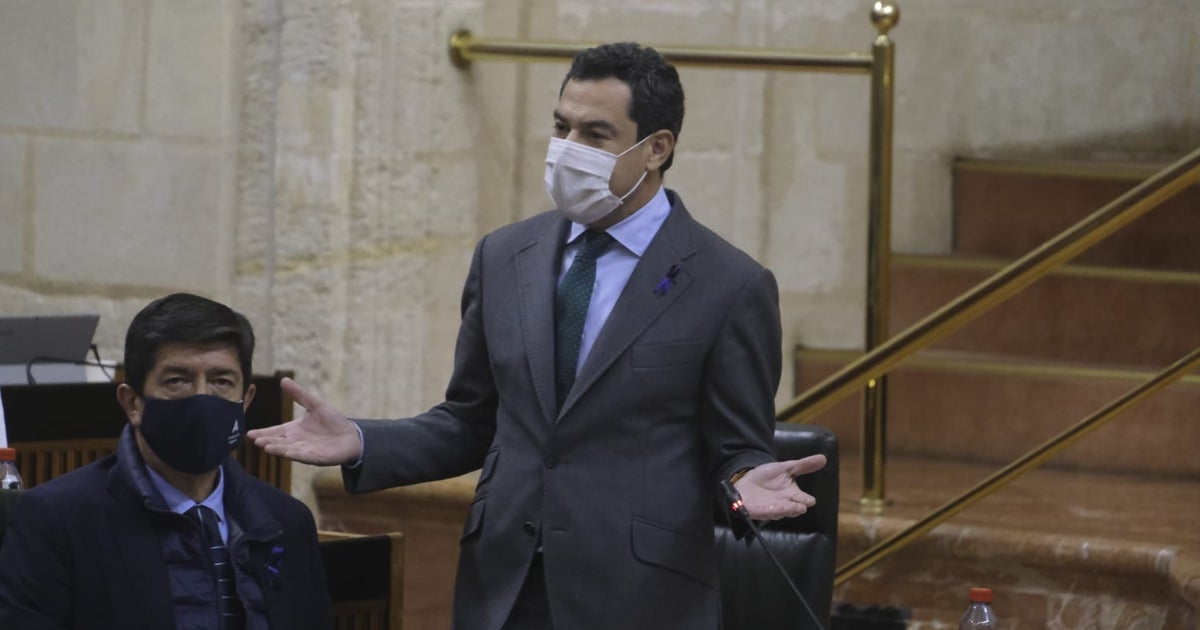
733,455,827,520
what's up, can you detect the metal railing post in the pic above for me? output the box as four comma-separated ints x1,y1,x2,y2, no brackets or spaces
861,0,899,510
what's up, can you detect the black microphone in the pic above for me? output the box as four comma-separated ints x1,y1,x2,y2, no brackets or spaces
720,479,828,630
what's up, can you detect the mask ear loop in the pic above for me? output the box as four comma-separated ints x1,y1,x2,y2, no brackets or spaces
617,169,649,202
613,133,655,200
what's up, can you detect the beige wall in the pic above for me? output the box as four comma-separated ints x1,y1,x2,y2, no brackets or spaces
0,0,238,349
2,0,1198,502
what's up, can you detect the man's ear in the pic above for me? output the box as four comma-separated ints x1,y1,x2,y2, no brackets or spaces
241,383,256,413
645,130,676,173
116,383,143,427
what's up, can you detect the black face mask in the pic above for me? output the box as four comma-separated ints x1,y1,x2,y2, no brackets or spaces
139,394,245,475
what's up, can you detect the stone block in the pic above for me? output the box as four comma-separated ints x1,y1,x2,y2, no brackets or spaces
274,198,349,263
891,149,952,254
668,150,763,260
957,12,1193,156
765,152,861,293
146,0,235,139
275,81,352,155
891,13,966,152
0,0,143,132
33,138,229,291
812,74,869,160
0,136,25,273
423,157,481,239
677,68,764,153
268,267,350,402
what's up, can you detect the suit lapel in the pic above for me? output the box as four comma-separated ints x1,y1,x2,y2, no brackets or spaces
516,216,571,425
558,204,699,419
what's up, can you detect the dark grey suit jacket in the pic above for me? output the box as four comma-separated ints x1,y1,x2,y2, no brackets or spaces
345,190,781,630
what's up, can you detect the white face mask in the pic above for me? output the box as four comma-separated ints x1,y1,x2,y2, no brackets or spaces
544,135,651,225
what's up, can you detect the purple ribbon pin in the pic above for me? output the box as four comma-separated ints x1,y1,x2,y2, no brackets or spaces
653,264,681,296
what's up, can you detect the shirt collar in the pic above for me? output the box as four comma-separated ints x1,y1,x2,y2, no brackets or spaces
144,462,228,524
566,185,671,257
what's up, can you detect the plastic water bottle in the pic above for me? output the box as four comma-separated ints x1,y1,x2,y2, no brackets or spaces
0,447,23,490
959,587,997,628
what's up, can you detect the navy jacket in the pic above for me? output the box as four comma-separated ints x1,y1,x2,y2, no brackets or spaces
0,426,333,629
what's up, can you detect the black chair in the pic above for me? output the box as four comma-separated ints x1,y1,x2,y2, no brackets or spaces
319,531,406,630
715,423,839,630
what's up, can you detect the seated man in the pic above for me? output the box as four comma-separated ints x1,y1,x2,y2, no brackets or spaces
0,293,333,629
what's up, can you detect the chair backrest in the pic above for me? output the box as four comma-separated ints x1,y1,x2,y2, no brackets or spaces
319,530,405,630
715,422,839,630
0,371,295,490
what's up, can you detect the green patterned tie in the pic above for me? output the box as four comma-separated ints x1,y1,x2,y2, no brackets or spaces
556,230,614,407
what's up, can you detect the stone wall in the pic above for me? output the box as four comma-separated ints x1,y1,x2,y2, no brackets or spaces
2,0,1198,507
0,0,239,349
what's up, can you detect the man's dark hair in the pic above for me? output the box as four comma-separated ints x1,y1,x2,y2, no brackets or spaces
562,42,685,173
123,293,255,395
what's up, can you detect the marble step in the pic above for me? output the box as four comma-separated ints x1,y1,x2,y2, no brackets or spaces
793,348,1200,477
953,159,1200,272
890,254,1200,369
833,452,1199,629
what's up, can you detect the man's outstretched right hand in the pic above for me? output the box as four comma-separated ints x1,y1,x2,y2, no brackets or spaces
246,377,363,466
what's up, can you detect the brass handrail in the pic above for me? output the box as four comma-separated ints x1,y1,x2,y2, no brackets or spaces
779,144,1200,424
449,31,873,73
834,342,1200,585
450,1,903,504
812,147,1200,582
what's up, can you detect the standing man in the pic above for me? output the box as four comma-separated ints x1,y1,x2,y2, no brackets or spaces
250,42,825,630
0,293,333,629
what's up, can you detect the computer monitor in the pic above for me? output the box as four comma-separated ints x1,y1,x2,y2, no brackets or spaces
0,314,101,385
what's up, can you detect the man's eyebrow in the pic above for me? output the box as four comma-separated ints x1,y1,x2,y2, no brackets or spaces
553,111,620,136
158,364,191,373
207,367,240,377
155,365,239,378
155,365,194,377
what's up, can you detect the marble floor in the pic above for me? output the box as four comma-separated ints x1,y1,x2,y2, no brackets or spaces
836,452,1200,549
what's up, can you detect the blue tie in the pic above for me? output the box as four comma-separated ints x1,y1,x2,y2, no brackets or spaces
187,505,246,630
556,230,614,407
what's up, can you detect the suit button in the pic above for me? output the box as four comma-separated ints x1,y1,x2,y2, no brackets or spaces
544,455,559,469
523,521,536,535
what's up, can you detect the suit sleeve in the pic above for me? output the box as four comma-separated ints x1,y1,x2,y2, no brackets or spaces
0,489,74,628
700,266,782,492
343,235,500,493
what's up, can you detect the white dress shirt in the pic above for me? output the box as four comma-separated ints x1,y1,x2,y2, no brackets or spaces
559,185,672,375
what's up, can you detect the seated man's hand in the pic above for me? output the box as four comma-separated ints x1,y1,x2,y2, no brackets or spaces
733,454,827,521
246,377,363,466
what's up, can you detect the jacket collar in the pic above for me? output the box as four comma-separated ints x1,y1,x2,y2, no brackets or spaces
514,190,701,422
559,189,698,417
107,425,284,542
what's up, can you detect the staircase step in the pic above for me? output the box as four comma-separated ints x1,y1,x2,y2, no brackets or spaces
794,348,1200,477
834,452,1199,628
953,159,1200,272
890,254,1200,368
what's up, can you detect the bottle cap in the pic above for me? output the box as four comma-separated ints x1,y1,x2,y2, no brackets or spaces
969,587,992,603
0,447,14,461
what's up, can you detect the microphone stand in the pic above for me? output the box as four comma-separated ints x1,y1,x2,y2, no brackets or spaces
721,480,828,630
